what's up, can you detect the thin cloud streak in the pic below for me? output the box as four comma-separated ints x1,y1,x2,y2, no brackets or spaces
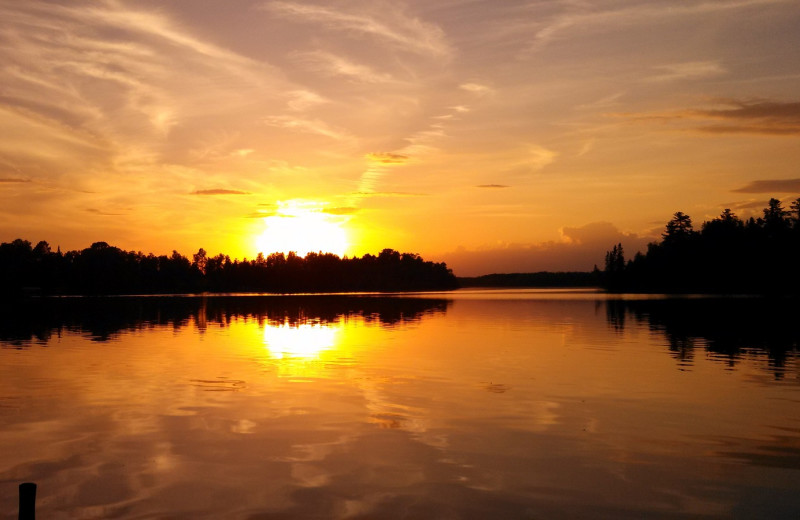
647,61,726,82
294,51,397,84
519,0,790,55
264,1,451,57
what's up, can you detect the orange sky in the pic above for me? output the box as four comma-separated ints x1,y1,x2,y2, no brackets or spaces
2,0,799,275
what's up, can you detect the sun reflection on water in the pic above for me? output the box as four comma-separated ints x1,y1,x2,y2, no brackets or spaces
262,320,339,360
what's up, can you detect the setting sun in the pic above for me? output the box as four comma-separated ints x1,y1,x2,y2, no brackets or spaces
255,201,350,258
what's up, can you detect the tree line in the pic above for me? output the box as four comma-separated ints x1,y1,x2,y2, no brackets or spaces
603,197,800,293
459,271,600,288
0,241,459,296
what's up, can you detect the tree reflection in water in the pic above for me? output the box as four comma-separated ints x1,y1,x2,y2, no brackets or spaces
606,297,800,379
0,295,451,348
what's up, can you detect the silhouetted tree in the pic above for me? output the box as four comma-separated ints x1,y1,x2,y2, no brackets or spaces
662,211,694,243
602,197,800,293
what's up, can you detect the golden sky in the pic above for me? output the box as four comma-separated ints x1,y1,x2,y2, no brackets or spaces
2,0,799,275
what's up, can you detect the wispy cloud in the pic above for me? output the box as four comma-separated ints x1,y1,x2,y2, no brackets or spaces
732,178,800,193
722,199,775,211
293,51,396,83
264,116,351,140
287,90,329,111
192,189,250,195
521,0,789,55
460,83,492,95
647,61,726,82
264,1,451,57
0,177,31,183
577,139,595,157
476,184,509,188
530,145,558,171
0,0,294,197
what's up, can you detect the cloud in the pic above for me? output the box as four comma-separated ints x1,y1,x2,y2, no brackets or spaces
442,222,651,276
0,178,31,183
530,145,558,171
192,189,250,195
476,184,509,188
732,178,800,193
647,61,726,82
0,0,295,197
692,100,800,135
287,90,329,111
86,208,124,216
366,152,409,164
521,0,788,55
576,139,595,157
620,99,800,135
459,83,492,94
560,222,626,246
264,116,350,140
293,51,395,83
322,206,358,215
722,199,774,211
264,2,450,57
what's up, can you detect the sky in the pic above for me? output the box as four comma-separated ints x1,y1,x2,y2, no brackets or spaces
2,0,799,276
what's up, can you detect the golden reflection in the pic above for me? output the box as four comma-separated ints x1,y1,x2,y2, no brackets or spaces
262,320,339,360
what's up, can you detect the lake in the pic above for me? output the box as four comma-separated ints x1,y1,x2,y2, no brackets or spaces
1,289,799,519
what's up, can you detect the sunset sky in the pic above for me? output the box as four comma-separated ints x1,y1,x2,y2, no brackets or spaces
2,0,799,275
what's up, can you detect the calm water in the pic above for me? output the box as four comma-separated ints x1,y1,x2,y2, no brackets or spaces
1,290,799,519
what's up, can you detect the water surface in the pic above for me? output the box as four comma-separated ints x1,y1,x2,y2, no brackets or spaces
1,290,799,519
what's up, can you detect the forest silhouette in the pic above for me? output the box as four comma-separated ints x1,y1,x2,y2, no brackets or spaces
0,242,458,296
603,197,800,293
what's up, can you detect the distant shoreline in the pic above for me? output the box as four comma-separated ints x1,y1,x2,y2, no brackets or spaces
458,271,600,288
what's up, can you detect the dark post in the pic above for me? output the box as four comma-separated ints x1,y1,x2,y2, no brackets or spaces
19,482,36,520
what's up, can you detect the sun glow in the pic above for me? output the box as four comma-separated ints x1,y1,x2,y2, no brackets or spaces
256,201,350,257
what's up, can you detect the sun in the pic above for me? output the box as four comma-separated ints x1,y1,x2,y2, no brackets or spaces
255,200,350,257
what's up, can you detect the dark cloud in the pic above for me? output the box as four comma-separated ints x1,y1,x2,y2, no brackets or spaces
476,184,509,188
365,152,409,164
0,178,31,183
322,206,358,215
696,100,800,122
192,189,250,195
622,99,800,135
732,178,800,193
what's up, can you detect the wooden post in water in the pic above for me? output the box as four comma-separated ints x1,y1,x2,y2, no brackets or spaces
19,483,36,520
